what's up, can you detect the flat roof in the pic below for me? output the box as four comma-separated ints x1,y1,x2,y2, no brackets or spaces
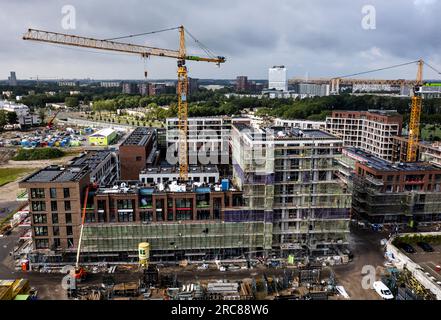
121,127,155,146
21,151,113,183
22,166,88,183
89,128,115,137
346,147,441,172
69,150,112,169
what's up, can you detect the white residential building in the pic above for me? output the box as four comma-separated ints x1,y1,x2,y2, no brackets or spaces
274,118,326,130
325,110,403,162
0,100,41,126
268,66,288,92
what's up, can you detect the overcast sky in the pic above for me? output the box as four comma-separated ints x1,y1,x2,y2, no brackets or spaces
1,0,441,80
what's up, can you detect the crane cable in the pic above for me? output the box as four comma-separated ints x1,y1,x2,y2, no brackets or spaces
101,26,220,59
335,60,420,79
103,26,180,41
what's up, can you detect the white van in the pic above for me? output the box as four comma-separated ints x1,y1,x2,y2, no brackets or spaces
373,281,394,300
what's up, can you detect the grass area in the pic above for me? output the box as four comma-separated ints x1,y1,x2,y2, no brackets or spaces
421,124,441,141
13,148,65,161
86,112,165,128
0,167,34,187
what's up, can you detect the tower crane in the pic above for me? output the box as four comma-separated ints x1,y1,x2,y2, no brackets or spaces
406,59,423,162
23,26,226,180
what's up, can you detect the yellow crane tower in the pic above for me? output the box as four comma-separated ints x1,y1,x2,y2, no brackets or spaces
23,26,226,180
407,59,424,162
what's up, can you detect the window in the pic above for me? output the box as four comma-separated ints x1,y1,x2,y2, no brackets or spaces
53,238,61,248
136,156,142,161
52,213,58,224
50,188,57,199
66,226,73,236
118,211,134,222
31,201,46,212
33,214,47,224
85,212,96,223
51,201,58,212
117,199,133,209
30,188,45,199
65,213,72,224
35,239,49,249
64,201,71,211
141,212,153,222
63,188,70,198
53,226,60,236
34,226,48,236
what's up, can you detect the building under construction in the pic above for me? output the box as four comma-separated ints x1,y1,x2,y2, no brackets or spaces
349,148,441,225
20,122,354,265
231,124,351,256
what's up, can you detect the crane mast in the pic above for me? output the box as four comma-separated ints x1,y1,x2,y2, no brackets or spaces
407,59,424,162
23,27,225,179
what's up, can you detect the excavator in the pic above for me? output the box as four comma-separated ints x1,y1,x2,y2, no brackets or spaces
46,109,61,129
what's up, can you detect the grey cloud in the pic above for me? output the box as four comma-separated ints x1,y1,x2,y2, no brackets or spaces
0,0,440,80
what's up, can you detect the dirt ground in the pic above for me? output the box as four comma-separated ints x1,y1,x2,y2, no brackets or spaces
332,227,387,300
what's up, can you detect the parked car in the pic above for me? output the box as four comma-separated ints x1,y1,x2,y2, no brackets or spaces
373,281,394,300
398,243,416,253
417,241,434,252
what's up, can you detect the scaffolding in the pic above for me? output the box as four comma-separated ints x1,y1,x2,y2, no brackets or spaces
81,221,272,262
353,175,441,225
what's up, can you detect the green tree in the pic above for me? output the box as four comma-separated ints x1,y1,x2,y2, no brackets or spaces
65,97,79,108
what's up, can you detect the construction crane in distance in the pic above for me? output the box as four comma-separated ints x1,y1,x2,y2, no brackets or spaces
23,26,226,180
331,59,441,162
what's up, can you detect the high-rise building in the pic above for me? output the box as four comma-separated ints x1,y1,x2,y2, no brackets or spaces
138,83,149,96
236,76,249,92
122,82,138,94
326,110,403,162
149,83,166,96
8,71,17,86
268,66,287,92
231,124,351,255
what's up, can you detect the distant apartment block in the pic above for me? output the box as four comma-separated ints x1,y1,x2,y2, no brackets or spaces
100,81,121,88
236,76,249,92
0,100,41,126
326,110,403,161
8,71,17,86
293,83,330,97
122,82,138,94
58,81,79,87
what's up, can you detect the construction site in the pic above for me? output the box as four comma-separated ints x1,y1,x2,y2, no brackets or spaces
0,14,440,302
